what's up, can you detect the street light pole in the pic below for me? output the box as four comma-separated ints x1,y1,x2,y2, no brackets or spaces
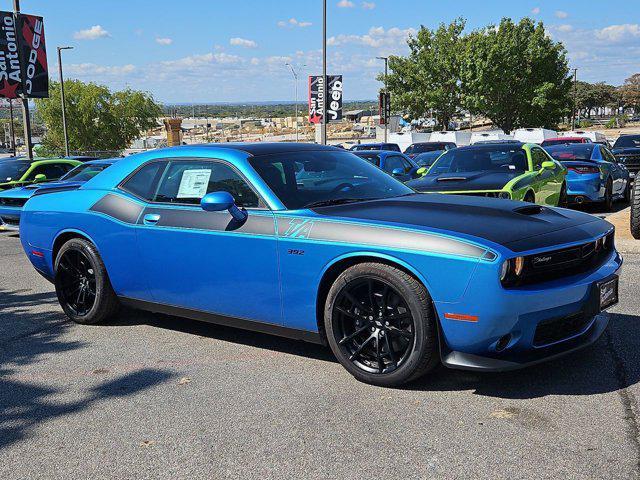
376,56,388,143
285,63,299,142
57,46,74,157
572,68,578,130
321,0,327,145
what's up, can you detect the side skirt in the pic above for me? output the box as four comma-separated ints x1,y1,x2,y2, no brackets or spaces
118,297,324,345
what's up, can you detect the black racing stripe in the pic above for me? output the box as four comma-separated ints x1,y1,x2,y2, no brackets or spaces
90,194,143,224
278,218,488,259
141,207,275,235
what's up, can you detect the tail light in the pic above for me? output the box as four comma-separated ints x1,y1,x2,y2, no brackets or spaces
567,166,599,174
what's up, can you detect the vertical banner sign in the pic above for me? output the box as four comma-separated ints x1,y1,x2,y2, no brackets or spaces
18,14,48,98
0,11,22,99
308,75,343,124
379,92,390,125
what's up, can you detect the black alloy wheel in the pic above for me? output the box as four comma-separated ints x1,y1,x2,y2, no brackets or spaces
604,179,614,211
57,249,97,316
332,277,415,374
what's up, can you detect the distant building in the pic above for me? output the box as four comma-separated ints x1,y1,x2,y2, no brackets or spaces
345,110,373,122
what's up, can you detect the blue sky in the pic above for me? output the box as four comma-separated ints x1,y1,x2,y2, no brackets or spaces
21,0,640,103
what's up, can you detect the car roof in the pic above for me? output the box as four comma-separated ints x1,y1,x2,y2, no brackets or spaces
172,142,341,156
545,137,589,142
83,158,120,166
455,142,525,151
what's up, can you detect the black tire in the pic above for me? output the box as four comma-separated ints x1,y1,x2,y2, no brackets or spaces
603,179,614,211
54,238,120,324
558,183,568,208
524,191,535,203
324,262,439,387
632,181,640,240
624,180,632,204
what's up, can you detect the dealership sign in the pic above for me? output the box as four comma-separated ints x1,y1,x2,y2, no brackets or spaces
308,75,342,124
0,11,48,99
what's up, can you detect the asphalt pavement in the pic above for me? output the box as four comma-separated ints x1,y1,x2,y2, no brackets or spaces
1,229,639,479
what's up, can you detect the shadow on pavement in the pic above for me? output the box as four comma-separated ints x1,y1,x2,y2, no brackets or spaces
0,289,176,451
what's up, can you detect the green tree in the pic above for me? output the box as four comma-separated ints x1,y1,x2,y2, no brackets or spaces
35,80,162,155
620,74,640,111
461,18,572,133
574,81,618,117
383,19,466,130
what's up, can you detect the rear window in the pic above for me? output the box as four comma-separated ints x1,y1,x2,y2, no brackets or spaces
614,136,640,148
545,144,595,161
405,143,447,154
354,153,380,166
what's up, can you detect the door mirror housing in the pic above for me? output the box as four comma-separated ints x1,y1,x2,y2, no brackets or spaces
541,161,555,170
416,166,428,177
201,191,247,222
391,168,404,177
34,174,47,182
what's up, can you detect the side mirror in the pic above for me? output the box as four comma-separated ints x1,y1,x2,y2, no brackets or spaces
541,161,555,170
391,168,404,177
34,174,47,182
201,191,247,222
416,167,428,177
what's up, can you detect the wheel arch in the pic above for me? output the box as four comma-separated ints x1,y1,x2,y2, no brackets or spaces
314,252,434,344
52,229,98,265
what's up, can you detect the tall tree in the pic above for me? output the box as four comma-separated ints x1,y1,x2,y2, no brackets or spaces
35,80,162,155
384,19,466,130
620,74,640,111
461,18,572,133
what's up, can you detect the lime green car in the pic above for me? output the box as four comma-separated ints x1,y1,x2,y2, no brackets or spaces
0,158,82,191
407,142,568,206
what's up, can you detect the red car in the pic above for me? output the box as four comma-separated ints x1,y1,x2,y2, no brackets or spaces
541,137,592,147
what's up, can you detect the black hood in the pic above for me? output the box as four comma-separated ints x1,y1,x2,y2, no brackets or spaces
612,147,640,155
407,170,520,192
313,194,611,252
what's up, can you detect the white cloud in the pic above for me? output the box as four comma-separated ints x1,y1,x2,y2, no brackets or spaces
278,18,312,28
327,26,416,50
337,0,355,7
362,1,376,9
161,53,244,69
73,25,110,40
155,37,173,45
558,24,573,33
229,37,258,48
555,10,568,19
65,63,135,76
531,7,540,15
596,24,640,43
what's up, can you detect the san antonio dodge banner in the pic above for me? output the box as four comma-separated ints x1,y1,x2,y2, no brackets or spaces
308,75,343,124
18,13,48,98
0,11,22,99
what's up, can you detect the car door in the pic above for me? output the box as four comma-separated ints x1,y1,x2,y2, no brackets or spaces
529,147,555,204
131,158,281,325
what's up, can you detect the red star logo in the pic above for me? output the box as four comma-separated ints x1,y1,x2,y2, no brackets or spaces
0,80,19,99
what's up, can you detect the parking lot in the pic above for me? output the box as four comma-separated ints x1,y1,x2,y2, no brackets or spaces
1,225,639,479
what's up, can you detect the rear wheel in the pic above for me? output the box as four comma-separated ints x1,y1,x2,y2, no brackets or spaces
324,262,439,387
624,180,632,204
603,179,614,211
54,238,119,324
632,181,640,240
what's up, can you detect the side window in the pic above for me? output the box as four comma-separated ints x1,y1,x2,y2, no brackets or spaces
531,148,547,169
602,147,616,163
383,155,405,173
121,161,167,201
28,163,70,180
153,160,259,208
401,158,413,173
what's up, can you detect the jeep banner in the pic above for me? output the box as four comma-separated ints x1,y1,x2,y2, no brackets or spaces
18,13,48,98
308,75,343,124
0,11,22,99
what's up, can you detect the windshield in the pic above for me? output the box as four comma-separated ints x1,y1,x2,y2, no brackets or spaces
542,138,585,147
61,163,111,182
414,151,444,167
614,136,640,148
248,150,413,209
545,144,595,161
405,143,447,154
0,161,29,182
428,146,528,175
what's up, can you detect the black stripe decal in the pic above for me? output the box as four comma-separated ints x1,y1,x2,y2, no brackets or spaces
140,207,275,235
90,194,144,224
279,217,488,259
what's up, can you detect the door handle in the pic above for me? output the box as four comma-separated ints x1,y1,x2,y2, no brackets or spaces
143,213,161,225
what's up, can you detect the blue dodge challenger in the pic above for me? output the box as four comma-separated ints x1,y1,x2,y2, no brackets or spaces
19,143,622,387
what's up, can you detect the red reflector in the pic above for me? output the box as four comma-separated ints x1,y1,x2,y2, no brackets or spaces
445,313,479,323
31,250,44,258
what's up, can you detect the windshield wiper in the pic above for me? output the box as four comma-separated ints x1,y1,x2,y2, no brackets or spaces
303,198,370,209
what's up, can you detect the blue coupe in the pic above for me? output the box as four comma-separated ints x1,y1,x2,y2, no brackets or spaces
19,144,622,387
352,150,422,181
0,159,118,230
545,143,631,209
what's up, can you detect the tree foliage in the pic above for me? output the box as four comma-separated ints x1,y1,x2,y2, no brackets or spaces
384,19,466,130
461,18,571,133
35,80,162,155
573,81,619,117
620,74,640,111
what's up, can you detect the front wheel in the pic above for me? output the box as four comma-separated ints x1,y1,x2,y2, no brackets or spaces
54,238,120,324
324,262,439,387
603,179,614,211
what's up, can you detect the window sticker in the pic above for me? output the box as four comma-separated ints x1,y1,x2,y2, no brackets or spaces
177,169,212,198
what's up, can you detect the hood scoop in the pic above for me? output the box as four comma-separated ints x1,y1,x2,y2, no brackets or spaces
436,176,467,182
514,204,545,216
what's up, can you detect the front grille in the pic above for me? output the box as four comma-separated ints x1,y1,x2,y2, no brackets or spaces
0,216,19,226
507,231,614,287
615,153,640,172
533,312,593,347
0,197,27,207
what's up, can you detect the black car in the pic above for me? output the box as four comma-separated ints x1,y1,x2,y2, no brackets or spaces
404,142,456,159
612,135,640,180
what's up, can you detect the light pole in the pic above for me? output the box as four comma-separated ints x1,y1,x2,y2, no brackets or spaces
572,68,578,131
321,0,327,145
376,56,388,142
57,46,74,157
285,63,306,142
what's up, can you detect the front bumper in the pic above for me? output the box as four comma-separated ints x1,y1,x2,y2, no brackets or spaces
435,249,622,372
0,206,21,230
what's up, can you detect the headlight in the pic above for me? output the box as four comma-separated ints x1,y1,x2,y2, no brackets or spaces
499,192,511,199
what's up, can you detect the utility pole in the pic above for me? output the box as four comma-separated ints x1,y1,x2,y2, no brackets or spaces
572,68,578,130
57,46,73,157
321,0,327,145
13,0,33,160
8,100,15,155
285,63,299,142
376,56,388,142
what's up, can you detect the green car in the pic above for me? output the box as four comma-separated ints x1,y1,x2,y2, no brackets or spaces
0,158,82,191
407,142,567,206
